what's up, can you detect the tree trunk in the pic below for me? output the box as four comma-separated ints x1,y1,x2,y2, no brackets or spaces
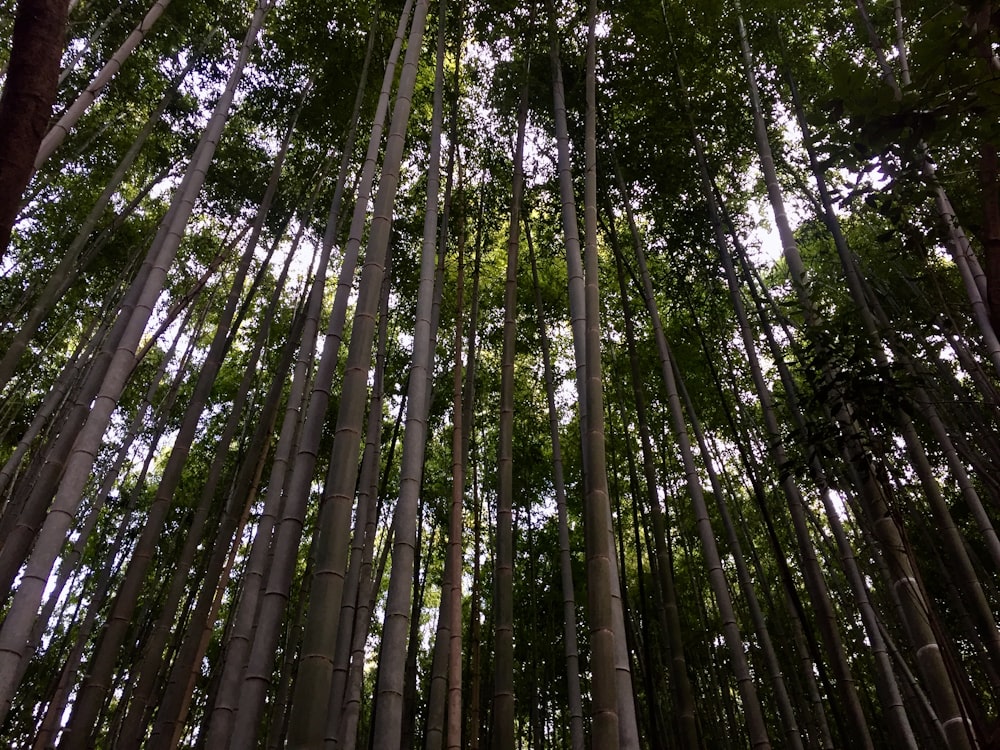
527,221,586,750
581,3,628,746
0,40,202,388
356,19,441,750
145,300,298,749
312,1,429,746
206,2,403,742
682,89,873,746
491,55,529,750
301,16,381,742
326,253,395,746
465,206,484,750
62,105,291,750
0,2,274,729
0,0,68,256
118,225,298,746
35,0,174,168
613,152,772,750
737,10,984,746
339,400,403,750
603,192,701,750
280,2,424,742
444,25,466,750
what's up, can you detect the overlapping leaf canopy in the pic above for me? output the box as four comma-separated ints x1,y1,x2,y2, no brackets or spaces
0,0,998,747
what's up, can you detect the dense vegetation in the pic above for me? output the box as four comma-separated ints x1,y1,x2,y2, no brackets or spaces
0,0,998,747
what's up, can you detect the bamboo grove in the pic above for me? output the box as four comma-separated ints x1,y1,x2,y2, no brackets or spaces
0,0,998,746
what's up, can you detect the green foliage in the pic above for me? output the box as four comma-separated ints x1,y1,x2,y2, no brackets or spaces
3,0,1000,746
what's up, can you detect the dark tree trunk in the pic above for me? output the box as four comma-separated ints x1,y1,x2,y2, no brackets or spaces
0,0,68,255
981,144,1000,329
